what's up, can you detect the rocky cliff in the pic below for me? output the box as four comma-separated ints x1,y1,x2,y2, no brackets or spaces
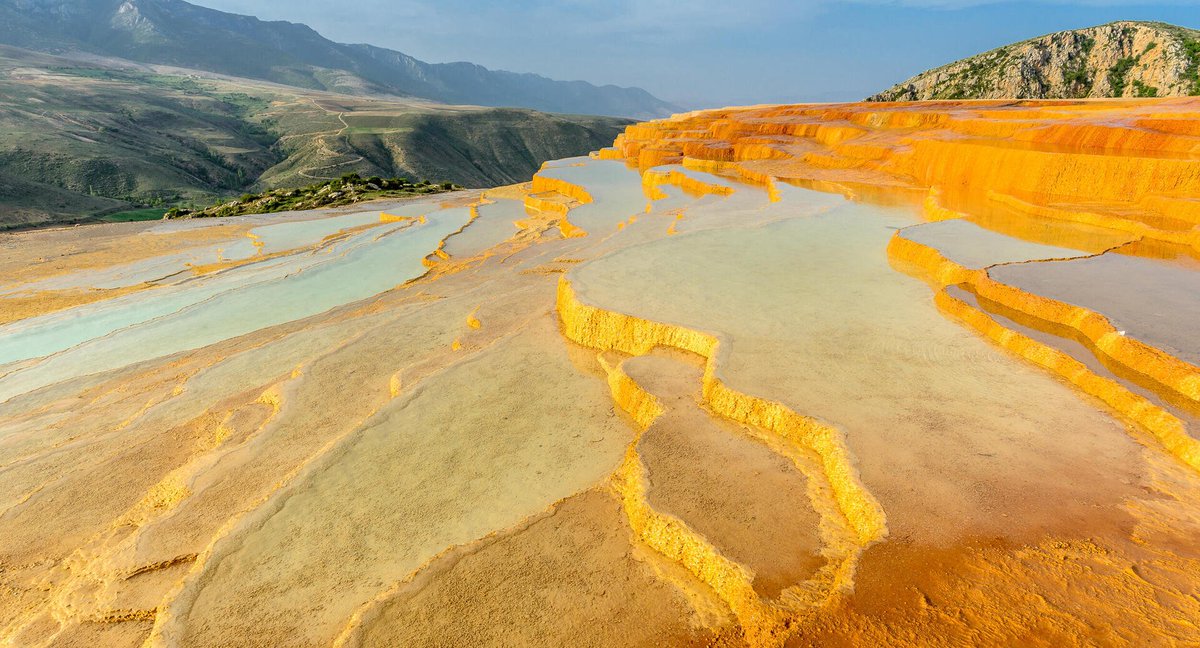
871,21,1200,101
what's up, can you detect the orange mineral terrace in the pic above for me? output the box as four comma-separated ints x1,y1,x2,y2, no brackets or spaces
1,98,1198,648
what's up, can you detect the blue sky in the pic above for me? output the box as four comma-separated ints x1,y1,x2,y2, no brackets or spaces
192,0,1199,107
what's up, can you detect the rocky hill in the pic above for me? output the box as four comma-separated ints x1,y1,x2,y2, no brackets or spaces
0,0,677,118
871,21,1200,101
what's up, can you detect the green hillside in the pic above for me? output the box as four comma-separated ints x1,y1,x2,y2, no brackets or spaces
0,47,630,229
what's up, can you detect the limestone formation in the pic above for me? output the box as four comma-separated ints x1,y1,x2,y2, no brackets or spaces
871,21,1200,100
1,97,1198,647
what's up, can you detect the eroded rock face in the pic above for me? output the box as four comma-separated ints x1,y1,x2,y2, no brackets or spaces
0,99,1198,648
872,21,1200,100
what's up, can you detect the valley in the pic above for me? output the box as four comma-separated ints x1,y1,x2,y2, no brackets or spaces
0,46,630,229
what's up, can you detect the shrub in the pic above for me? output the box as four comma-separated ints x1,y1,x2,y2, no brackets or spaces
1062,64,1091,94
1132,80,1159,97
1107,57,1136,96
1182,37,1200,95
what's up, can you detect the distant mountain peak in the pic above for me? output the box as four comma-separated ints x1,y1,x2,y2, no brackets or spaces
111,0,162,40
870,21,1200,101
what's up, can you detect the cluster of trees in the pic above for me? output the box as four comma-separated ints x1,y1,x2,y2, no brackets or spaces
325,172,451,192
164,173,461,219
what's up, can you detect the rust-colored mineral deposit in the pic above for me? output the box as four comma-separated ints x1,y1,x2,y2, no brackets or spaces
2,99,1198,648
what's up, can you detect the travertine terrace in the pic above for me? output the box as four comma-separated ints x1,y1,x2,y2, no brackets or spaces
1,98,1199,647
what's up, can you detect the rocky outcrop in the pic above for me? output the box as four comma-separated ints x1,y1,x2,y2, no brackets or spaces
871,21,1200,101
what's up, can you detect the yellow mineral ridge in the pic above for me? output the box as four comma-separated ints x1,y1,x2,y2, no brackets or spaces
1,98,1199,648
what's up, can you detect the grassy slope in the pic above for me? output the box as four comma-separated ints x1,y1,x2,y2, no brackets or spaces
258,98,627,190
0,47,631,230
0,48,286,228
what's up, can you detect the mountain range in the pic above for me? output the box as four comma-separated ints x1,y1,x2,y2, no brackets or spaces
0,0,677,119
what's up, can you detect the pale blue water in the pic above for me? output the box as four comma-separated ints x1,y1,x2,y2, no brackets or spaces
536,158,648,233
442,201,523,258
900,219,1095,269
0,207,471,403
0,203,442,295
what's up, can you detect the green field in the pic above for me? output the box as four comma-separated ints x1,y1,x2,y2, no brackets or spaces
98,208,169,223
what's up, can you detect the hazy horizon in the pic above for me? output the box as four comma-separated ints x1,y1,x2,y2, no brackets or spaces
189,0,1198,108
